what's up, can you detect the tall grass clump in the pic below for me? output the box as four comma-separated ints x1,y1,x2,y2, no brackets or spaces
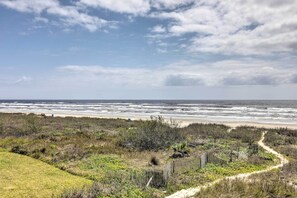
120,116,185,151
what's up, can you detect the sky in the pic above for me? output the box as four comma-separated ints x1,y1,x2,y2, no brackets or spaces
0,0,297,100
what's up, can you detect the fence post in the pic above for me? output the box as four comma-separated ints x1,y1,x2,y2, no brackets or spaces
200,152,207,168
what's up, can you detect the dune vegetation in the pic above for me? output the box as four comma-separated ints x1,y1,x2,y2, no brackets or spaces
193,127,297,198
0,113,295,197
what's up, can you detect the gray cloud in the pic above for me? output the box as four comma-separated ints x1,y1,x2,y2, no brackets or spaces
259,0,296,7
79,0,193,14
58,58,297,87
165,75,204,86
291,75,297,84
151,0,194,10
223,76,277,86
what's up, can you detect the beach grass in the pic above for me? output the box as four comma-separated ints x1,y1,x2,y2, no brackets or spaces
0,151,92,198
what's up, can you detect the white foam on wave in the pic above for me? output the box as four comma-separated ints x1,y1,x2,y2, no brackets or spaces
0,101,297,124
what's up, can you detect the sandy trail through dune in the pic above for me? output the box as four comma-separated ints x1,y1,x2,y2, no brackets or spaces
166,132,289,198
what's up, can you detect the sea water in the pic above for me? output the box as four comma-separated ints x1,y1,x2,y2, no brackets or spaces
0,100,296,125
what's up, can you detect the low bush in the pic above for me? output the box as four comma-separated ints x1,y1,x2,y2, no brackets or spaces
247,143,259,156
229,127,262,144
171,142,190,158
25,115,41,134
274,128,297,137
278,146,297,158
183,123,229,140
120,116,185,151
265,131,286,146
11,145,28,155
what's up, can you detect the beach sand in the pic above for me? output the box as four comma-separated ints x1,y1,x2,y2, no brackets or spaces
2,109,296,130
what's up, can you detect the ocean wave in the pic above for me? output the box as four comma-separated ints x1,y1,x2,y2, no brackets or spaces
0,101,297,124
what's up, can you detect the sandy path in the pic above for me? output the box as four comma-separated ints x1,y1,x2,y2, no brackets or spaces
166,132,289,198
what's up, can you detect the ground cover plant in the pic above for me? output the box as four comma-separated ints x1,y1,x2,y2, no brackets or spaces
192,127,297,197
0,113,282,197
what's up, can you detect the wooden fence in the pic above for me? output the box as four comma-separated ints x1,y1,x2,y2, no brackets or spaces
145,150,225,188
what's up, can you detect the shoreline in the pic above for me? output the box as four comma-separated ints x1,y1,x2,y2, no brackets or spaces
1,110,297,129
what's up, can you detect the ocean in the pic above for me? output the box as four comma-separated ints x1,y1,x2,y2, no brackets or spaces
0,100,297,125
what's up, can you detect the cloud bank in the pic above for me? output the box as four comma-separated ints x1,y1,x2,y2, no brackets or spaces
58,58,297,87
150,0,297,55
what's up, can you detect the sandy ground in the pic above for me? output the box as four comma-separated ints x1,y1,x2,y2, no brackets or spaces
1,109,297,129
166,132,289,198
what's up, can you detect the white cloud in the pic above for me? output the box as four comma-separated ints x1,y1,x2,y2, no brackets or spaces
150,0,297,55
151,25,166,33
58,65,160,86
2,0,297,55
79,0,150,14
156,48,167,53
46,5,108,32
78,0,192,15
57,58,297,87
0,76,32,85
0,0,110,32
0,0,57,13
34,16,49,23
14,76,32,84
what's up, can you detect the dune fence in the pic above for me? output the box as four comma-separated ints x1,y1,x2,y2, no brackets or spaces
145,150,225,188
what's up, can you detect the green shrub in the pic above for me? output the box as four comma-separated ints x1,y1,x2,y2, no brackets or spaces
265,131,286,146
120,116,185,151
229,127,262,144
171,142,190,158
274,128,297,137
247,143,259,156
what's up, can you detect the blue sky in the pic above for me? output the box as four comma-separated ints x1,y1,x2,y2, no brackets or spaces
0,0,297,99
